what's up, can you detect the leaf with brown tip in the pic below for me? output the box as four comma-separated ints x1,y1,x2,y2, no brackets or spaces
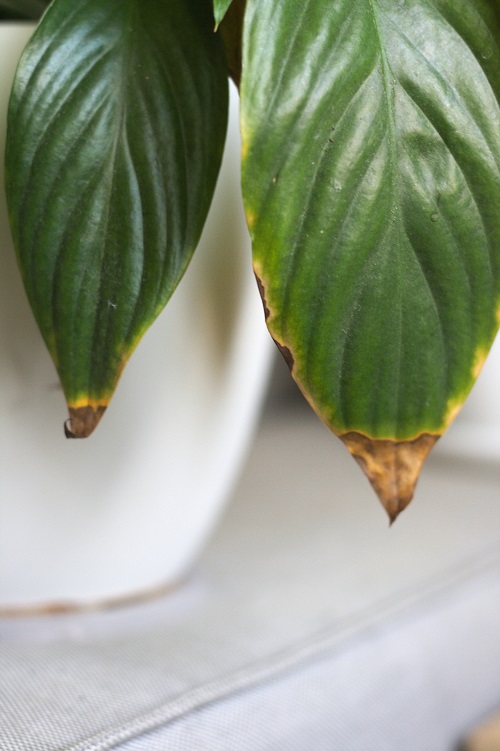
5,0,228,437
241,0,500,513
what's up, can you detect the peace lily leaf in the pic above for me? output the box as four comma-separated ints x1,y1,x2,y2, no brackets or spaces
5,0,228,437
0,0,49,20
241,0,500,520
214,0,233,29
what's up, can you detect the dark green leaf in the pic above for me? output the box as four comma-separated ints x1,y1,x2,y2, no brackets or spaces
241,0,500,516
5,0,228,436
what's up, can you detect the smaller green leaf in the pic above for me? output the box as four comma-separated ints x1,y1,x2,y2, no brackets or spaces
214,0,233,28
6,0,229,437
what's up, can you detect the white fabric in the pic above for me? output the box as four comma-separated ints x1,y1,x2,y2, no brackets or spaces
112,567,500,751
1,411,499,750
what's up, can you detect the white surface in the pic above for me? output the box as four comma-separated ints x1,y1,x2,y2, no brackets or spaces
100,567,500,751
0,26,272,608
0,410,499,750
438,332,500,461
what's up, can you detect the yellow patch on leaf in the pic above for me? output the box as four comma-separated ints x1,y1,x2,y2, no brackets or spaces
472,345,489,380
444,396,464,429
246,209,256,230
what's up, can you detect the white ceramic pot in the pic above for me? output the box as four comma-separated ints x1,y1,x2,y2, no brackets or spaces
0,25,272,612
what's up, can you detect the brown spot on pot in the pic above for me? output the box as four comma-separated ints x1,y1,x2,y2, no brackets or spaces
64,405,107,439
341,431,439,523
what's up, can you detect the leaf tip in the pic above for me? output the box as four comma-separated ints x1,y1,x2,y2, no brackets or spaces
64,405,107,439
341,431,439,522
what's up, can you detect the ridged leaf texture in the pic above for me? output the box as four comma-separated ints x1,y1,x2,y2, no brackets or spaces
5,0,228,436
241,0,500,517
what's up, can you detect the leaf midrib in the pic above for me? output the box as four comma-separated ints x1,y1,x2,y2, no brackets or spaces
46,0,136,396
86,0,136,398
366,0,404,430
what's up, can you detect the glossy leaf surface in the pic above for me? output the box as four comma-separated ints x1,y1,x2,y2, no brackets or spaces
6,0,228,436
241,0,500,516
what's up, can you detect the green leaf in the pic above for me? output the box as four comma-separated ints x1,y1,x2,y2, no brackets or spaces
214,0,233,28
241,0,500,517
5,0,228,437
0,0,49,20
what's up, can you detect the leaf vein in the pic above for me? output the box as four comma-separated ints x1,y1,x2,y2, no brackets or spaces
303,134,387,367
399,81,495,281
277,68,380,330
383,13,499,172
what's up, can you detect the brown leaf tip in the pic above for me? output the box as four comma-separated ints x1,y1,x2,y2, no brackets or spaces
341,431,439,523
64,405,106,439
